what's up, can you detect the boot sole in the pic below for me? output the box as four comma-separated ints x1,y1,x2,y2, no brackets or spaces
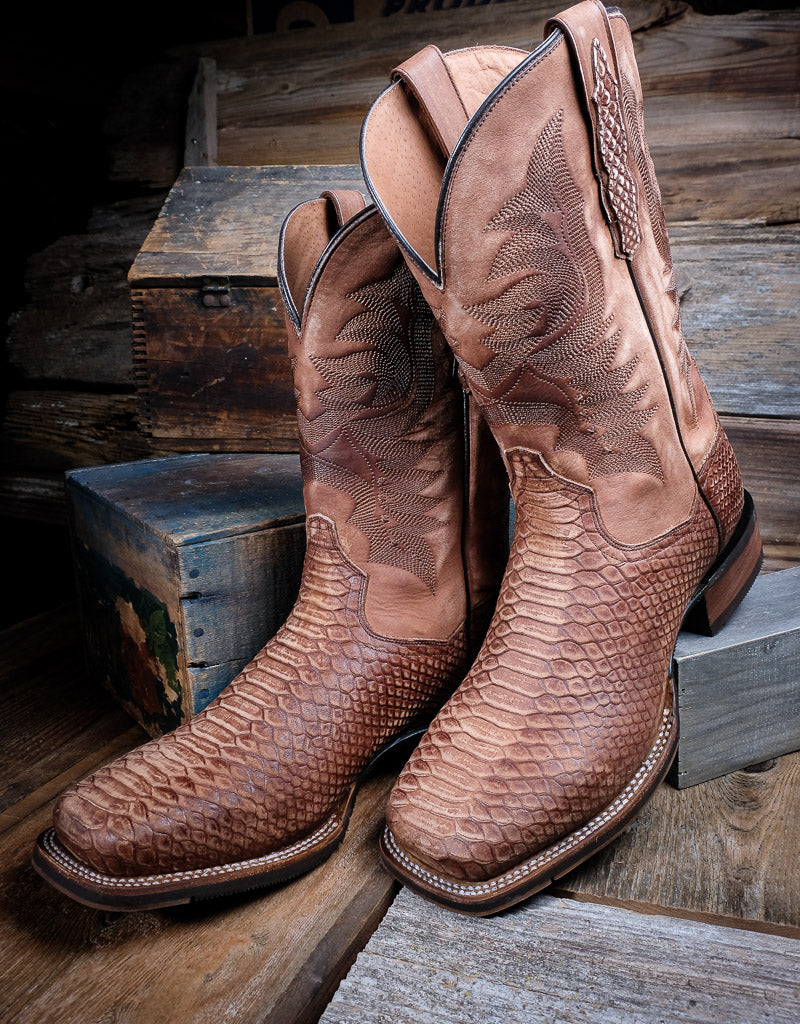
31,727,427,912
379,492,763,916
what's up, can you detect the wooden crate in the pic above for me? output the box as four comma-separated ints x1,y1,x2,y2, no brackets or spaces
672,565,800,788
129,164,364,452
66,452,306,736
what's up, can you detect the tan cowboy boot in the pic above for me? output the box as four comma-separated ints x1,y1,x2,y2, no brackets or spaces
32,191,508,910
360,0,763,914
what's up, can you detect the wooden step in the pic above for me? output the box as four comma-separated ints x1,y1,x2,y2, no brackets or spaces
673,565,800,788
320,888,800,1024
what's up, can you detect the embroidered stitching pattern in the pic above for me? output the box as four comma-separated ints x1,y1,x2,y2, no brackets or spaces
464,110,663,481
298,259,445,590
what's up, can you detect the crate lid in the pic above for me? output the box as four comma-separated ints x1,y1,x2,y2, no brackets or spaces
129,165,365,287
66,453,305,545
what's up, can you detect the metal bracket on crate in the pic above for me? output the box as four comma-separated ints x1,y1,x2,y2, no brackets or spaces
201,276,231,307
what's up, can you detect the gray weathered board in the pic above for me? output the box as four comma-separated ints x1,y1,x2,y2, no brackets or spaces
320,890,800,1024
672,565,800,788
66,452,306,736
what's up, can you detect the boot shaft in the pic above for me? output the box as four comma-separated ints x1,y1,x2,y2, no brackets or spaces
361,1,742,552
278,192,508,641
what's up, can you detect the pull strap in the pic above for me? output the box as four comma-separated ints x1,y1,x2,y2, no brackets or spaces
321,189,367,228
392,45,469,157
546,0,641,258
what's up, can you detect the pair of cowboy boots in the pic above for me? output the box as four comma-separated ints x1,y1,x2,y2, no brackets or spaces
34,0,762,916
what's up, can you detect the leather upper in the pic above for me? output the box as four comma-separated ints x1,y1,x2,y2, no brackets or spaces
362,1,746,884
52,197,505,878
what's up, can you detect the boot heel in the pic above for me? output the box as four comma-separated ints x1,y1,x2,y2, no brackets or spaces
682,490,763,637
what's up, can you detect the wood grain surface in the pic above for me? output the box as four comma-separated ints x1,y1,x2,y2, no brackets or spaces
556,752,800,936
320,889,800,1024
197,8,798,224
673,566,800,787
130,166,364,285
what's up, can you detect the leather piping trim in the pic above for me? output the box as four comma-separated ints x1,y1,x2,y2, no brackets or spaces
459,383,473,657
320,188,367,228
277,201,378,333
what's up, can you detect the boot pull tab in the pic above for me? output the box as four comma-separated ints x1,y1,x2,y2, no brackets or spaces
546,0,641,259
392,45,470,158
320,189,367,228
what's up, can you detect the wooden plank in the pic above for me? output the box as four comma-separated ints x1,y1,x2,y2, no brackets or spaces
0,604,142,817
556,751,800,936
0,756,402,1024
132,283,298,445
319,890,800,1024
0,471,69,524
5,197,163,387
184,57,218,167
173,7,797,224
722,415,800,570
104,56,195,191
0,727,146,838
0,391,152,471
104,2,678,191
673,566,800,788
130,165,364,284
67,453,306,543
673,222,800,418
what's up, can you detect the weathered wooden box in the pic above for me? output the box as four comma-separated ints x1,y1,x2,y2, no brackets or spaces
129,164,363,452
66,453,306,736
672,565,800,788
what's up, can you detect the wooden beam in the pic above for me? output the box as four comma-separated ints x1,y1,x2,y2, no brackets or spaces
184,58,218,168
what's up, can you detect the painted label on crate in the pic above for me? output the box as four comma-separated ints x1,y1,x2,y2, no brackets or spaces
75,544,183,735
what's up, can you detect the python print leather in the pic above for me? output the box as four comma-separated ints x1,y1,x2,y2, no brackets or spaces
55,517,471,877
386,451,718,881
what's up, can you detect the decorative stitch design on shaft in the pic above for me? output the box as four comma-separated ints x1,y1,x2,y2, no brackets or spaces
591,39,641,257
298,259,445,590
463,110,663,481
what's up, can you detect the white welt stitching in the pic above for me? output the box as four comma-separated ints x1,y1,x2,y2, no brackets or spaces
385,707,673,896
42,814,341,890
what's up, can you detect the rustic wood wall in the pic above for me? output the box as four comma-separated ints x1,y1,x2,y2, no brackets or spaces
1,0,798,626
